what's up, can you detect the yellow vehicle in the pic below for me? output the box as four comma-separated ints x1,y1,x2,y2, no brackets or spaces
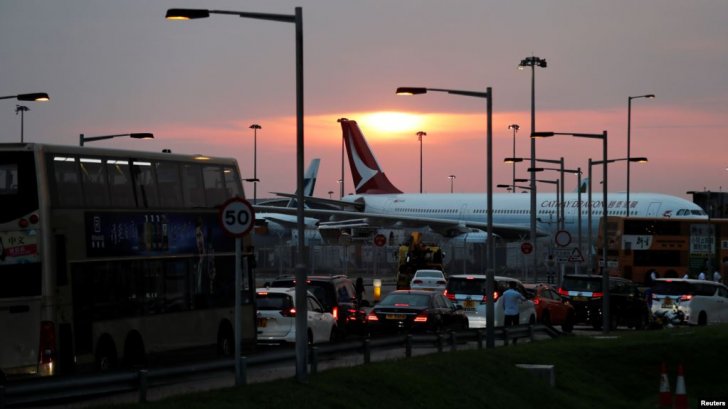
395,232,445,289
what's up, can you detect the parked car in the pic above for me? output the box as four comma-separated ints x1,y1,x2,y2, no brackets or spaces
558,274,649,330
444,275,536,328
524,283,575,333
267,275,368,338
255,287,337,344
365,290,468,334
650,278,728,325
409,269,447,291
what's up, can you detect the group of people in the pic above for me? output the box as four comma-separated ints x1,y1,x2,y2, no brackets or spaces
680,270,722,282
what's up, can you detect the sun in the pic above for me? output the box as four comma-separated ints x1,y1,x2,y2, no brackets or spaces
359,111,424,134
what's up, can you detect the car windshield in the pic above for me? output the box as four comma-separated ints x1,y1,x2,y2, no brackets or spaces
446,278,485,295
256,293,293,310
270,279,334,308
416,271,443,279
379,293,431,308
562,277,603,292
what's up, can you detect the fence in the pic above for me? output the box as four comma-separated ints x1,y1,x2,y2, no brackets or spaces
1,324,560,408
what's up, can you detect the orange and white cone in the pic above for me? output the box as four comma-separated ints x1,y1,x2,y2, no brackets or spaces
674,363,688,409
659,362,672,408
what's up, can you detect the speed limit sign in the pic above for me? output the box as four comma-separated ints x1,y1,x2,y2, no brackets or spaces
218,197,255,237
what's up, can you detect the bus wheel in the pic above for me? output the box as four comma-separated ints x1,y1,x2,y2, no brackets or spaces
95,335,118,372
123,332,147,369
217,322,234,356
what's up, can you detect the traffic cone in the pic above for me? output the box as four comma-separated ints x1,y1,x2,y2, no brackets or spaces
658,362,672,408
674,363,688,409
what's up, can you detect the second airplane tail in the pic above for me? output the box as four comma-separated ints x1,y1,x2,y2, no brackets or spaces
339,119,402,195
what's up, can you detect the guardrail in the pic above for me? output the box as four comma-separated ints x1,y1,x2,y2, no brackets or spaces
0,324,561,408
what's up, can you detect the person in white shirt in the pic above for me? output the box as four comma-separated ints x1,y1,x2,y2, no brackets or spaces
698,271,706,280
714,270,722,283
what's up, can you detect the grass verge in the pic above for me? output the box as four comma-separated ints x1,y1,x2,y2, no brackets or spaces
93,325,728,409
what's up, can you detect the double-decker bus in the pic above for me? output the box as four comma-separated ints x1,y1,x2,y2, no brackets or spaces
0,143,256,378
598,216,728,284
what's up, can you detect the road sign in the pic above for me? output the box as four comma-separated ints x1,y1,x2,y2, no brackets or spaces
555,247,584,263
555,230,571,247
218,197,255,237
568,247,584,263
374,234,387,247
521,242,533,255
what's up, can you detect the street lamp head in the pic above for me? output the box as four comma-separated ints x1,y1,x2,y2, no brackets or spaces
130,133,154,140
514,178,529,183
17,93,49,102
396,87,427,95
531,131,555,138
503,157,524,163
249,124,262,130
631,157,648,163
165,8,210,20
508,124,520,131
518,56,547,69
527,167,544,173
645,94,656,99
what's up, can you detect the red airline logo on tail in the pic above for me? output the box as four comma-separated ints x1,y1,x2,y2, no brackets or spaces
339,119,402,194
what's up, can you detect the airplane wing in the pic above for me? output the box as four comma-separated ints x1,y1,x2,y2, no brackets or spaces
253,205,545,240
268,192,364,211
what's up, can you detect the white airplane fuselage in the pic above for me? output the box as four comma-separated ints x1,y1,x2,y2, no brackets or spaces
343,191,707,241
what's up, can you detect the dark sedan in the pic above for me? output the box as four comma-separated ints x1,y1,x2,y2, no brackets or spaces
365,290,468,334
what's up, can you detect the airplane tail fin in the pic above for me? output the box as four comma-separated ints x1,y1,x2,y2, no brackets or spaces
339,119,402,194
576,177,589,193
286,158,320,207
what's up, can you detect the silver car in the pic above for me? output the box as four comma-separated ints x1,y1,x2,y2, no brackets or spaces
409,269,447,291
444,275,536,328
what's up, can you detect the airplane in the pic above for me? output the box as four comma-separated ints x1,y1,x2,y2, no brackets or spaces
257,119,708,246
252,158,323,245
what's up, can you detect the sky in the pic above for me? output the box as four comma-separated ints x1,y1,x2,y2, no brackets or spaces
1,1,727,200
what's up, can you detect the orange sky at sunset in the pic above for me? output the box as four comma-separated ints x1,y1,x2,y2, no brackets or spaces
2,1,727,201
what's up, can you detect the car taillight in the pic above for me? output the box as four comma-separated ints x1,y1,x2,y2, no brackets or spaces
482,292,499,302
413,311,428,323
280,307,296,317
679,294,693,302
413,280,423,284
366,311,379,321
591,292,604,298
444,290,455,301
19,218,29,228
557,288,569,297
533,298,540,305
332,306,339,320
38,321,56,375
437,280,446,285
29,214,40,224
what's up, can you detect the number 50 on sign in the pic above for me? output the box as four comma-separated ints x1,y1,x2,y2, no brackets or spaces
218,197,255,237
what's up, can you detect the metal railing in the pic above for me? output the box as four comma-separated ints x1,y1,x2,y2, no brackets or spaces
1,324,560,408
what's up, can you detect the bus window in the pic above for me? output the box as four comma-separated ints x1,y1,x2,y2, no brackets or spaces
79,157,109,207
0,152,38,222
155,162,183,208
182,164,205,208
132,161,159,208
223,167,243,198
107,159,135,208
202,165,227,206
52,156,84,208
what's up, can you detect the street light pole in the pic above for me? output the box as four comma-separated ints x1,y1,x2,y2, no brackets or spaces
15,105,29,143
397,86,495,349
448,174,456,193
337,118,348,198
417,131,426,193
508,124,519,193
249,124,261,204
165,6,308,382
627,94,654,217
79,132,154,146
519,56,547,281
532,130,610,334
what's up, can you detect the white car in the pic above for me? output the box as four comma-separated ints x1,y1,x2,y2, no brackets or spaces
255,287,337,344
410,269,447,291
650,278,728,325
444,275,536,328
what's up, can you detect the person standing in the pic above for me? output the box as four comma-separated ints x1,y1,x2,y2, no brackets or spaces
698,271,706,280
713,270,722,283
502,281,525,327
